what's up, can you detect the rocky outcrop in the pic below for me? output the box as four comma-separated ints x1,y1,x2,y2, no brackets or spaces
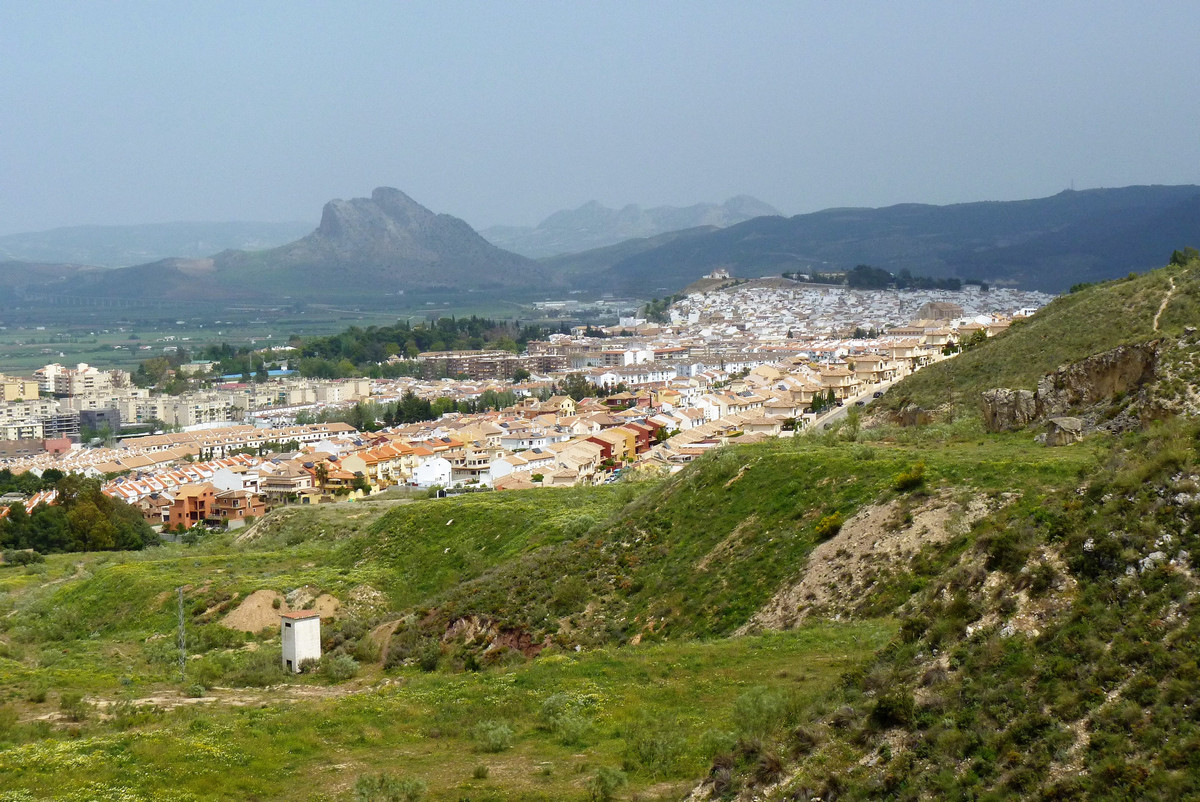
894,404,933,427
982,342,1160,433
1035,342,1159,417
1044,416,1085,446
981,388,1038,431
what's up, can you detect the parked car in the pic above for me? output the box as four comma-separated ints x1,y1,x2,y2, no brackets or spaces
854,400,865,406
873,391,883,398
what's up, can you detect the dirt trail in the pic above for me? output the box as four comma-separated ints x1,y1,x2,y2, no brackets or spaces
1154,275,1176,331
26,679,390,724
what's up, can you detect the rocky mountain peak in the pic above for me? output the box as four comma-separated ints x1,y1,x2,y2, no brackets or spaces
316,186,436,243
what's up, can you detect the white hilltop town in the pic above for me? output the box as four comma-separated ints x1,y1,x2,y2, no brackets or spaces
0,281,1050,531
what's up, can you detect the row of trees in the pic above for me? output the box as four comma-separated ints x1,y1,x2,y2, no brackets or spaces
809,388,840,414
785,265,970,291
294,388,533,431
297,317,557,366
0,476,156,554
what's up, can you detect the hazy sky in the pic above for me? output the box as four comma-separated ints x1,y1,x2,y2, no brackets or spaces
3,2,1199,235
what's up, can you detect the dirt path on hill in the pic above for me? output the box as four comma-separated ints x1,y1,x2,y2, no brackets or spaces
25,678,399,724
1154,275,1177,331
739,491,997,632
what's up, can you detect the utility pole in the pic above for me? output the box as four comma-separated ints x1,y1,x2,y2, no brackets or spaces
177,587,186,684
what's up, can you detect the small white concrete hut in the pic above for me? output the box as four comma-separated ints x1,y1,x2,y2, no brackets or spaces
280,610,321,673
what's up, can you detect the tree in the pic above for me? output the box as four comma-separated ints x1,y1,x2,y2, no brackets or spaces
560,373,593,402
1170,247,1199,266
845,404,861,442
511,367,531,383
962,329,988,351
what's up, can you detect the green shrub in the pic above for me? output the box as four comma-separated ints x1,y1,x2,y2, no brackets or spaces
472,764,489,780
622,712,687,777
0,705,18,738
587,767,628,802
551,575,590,614
814,513,844,541
318,653,359,682
733,686,791,739
59,691,89,722
25,685,47,704
186,684,206,698
353,773,426,802
416,638,441,673
1,549,44,567
893,462,926,492
475,720,514,753
871,693,915,729
540,692,593,745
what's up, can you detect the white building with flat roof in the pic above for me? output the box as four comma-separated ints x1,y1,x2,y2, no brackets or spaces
280,611,321,673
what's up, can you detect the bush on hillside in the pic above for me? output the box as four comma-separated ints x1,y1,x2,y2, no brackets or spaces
893,462,926,492
474,720,513,753
318,653,359,682
622,712,687,777
814,513,844,541
353,773,426,802
1,549,44,566
587,767,628,802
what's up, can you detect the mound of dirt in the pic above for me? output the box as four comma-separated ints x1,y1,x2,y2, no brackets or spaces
311,594,341,617
221,590,289,632
221,589,343,632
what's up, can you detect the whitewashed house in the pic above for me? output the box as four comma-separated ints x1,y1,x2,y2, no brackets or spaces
412,456,453,488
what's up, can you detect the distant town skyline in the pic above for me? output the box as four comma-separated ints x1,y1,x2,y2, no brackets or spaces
3,2,1199,236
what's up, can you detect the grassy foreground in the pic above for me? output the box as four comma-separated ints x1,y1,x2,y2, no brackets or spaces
0,623,891,801
0,426,1105,800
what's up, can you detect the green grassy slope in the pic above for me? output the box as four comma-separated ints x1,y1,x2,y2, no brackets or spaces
752,417,1200,801
890,260,1200,412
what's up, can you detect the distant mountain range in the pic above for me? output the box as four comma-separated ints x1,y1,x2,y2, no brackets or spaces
0,221,314,268
4,184,1199,312
479,196,780,258
547,184,1200,294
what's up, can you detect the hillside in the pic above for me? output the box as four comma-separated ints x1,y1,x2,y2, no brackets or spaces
480,196,779,258
552,185,1200,295
0,221,314,268
890,257,1200,415
3,260,1200,799
0,429,1106,800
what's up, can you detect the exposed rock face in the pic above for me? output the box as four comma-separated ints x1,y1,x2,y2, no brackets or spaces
894,404,933,427
1045,416,1085,446
282,186,546,289
982,342,1160,432
981,388,1038,431
1035,342,1159,417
